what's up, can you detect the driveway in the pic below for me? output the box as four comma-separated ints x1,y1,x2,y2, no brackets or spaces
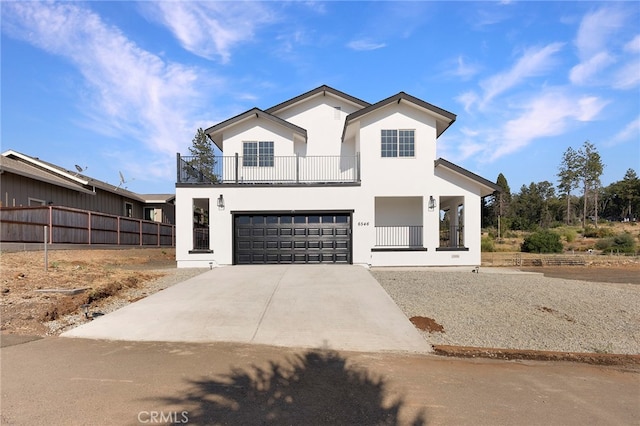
62,265,431,353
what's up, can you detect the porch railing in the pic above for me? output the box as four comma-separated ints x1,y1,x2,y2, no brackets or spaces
440,225,464,248
375,225,423,247
177,153,360,184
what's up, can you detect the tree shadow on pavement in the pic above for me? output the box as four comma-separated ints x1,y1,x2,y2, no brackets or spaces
155,349,426,425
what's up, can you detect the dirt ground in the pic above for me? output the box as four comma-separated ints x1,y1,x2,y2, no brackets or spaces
1,248,175,336
520,263,640,284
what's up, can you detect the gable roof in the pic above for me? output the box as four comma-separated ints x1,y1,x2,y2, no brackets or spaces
0,153,96,195
204,107,308,151
1,150,173,203
434,158,501,197
265,85,371,115
344,92,456,140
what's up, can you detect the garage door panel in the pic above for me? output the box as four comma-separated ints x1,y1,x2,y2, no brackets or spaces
234,213,351,265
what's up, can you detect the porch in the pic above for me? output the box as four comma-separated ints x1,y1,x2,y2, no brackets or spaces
177,153,360,185
372,195,467,251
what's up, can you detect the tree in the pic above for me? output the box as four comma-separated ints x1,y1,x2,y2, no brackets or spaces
557,147,580,225
577,141,604,227
620,169,640,220
483,173,511,235
508,181,554,230
185,128,217,183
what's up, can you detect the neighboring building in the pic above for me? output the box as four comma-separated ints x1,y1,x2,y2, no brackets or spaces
0,149,175,224
175,85,499,268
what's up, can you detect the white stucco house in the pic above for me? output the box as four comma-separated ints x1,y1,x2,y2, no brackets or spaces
175,85,499,268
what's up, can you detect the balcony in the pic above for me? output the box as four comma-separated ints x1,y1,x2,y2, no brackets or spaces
177,153,360,185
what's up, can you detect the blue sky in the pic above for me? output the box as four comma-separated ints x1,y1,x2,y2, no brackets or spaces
2,1,638,195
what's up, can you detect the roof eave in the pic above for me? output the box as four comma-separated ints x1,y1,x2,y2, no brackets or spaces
265,85,370,115
342,92,456,141
204,108,307,152
434,158,501,195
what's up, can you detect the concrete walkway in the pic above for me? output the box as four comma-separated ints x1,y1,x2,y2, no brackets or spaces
62,265,431,353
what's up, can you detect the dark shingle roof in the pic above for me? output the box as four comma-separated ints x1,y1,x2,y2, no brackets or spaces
434,158,501,196
265,85,370,114
344,92,456,139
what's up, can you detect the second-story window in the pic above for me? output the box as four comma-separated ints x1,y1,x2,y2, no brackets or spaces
381,130,415,158
243,141,274,167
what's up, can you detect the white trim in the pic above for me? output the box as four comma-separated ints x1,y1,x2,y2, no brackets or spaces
2,150,89,185
28,197,46,206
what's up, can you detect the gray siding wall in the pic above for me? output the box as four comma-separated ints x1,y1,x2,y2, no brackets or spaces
1,172,145,219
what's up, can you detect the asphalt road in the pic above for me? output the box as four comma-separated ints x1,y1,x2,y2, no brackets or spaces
1,337,638,425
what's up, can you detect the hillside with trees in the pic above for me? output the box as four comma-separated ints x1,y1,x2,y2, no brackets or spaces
482,141,639,255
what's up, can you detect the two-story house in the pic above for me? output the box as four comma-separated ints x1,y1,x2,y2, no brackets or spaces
175,85,499,268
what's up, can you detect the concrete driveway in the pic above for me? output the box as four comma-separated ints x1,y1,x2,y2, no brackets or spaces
62,265,431,353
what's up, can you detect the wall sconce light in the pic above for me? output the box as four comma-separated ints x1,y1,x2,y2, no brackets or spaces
428,196,437,211
217,194,224,208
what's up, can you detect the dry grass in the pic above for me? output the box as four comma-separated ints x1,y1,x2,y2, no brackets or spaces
1,248,174,335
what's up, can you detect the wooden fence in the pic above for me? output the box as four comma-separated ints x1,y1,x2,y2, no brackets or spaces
0,206,175,247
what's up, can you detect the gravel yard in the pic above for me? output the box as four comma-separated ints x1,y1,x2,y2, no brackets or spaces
371,269,640,355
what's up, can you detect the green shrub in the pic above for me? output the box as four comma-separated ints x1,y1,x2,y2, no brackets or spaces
596,227,616,238
481,236,495,252
521,230,563,253
596,232,637,254
582,226,597,238
583,226,616,238
612,232,636,253
562,229,577,243
594,238,613,251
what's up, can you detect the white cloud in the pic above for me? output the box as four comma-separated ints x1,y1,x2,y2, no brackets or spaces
479,42,564,106
142,2,276,63
489,89,608,160
574,7,626,59
1,2,217,180
606,116,640,147
612,60,640,89
452,55,480,80
570,6,635,87
455,91,480,113
625,35,640,53
569,51,616,85
346,39,386,51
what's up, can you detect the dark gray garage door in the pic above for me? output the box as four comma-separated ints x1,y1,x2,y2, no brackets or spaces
234,212,352,264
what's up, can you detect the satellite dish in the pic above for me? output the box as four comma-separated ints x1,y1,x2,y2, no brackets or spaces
115,171,134,190
73,165,87,176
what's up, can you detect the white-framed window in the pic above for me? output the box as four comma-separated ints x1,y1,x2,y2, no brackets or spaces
381,129,415,158
243,141,274,167
28,198,46,206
